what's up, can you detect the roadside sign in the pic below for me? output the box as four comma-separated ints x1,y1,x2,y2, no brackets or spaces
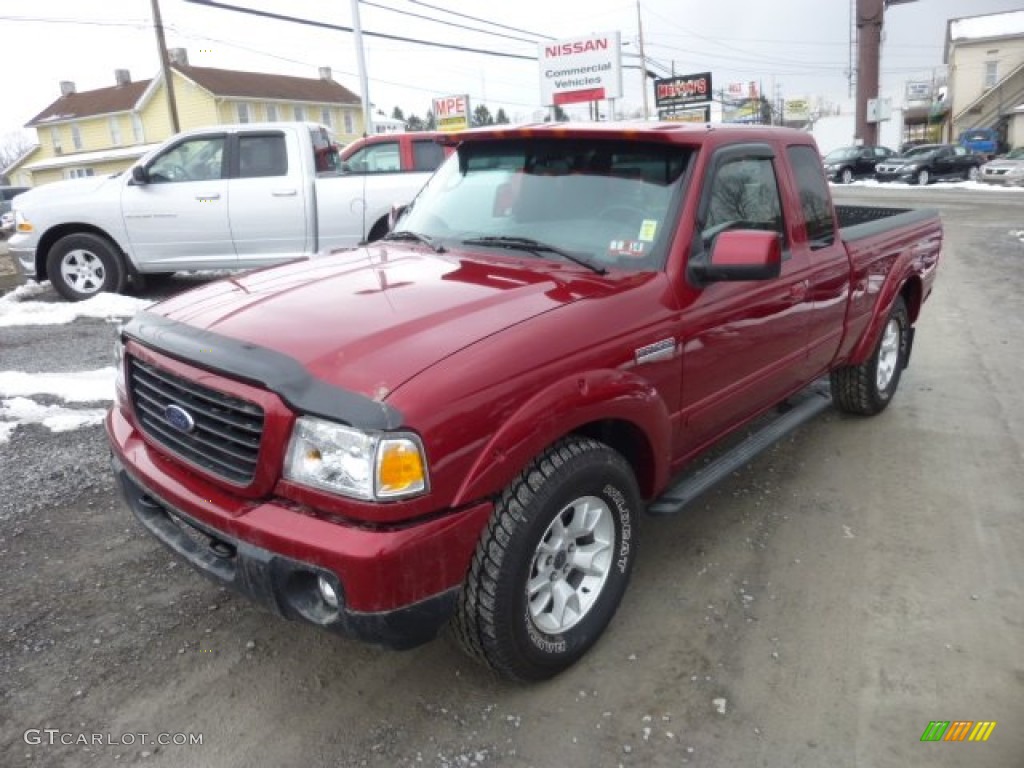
538,31,622,106
654,73,712,109
433,94,471,132
659,105,711,123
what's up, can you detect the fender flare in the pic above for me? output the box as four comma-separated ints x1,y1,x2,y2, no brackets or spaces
848,267,917,365
451,368,672,507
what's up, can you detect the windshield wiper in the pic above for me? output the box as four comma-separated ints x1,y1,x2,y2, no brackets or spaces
381,230,446,253
461,236,606,275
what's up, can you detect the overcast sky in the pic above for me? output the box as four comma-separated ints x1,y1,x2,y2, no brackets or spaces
2,0,1022,141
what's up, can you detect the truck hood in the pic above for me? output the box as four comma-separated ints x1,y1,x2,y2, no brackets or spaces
147,244,609,401
14,175,120,209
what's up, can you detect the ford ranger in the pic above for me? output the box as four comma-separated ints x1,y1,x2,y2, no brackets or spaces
107,123,942,681
8,122,433,301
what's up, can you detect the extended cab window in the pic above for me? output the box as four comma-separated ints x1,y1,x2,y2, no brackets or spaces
147,136,225,183
787,145,835,248
703,155,784,240
238,133,288,178
412,140,445,171
345,142,400,173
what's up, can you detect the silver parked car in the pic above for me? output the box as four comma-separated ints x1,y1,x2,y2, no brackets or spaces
979,147,1024,186
1,186,28,237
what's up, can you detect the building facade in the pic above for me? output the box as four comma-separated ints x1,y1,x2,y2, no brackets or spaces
7,49,363,187
945,11,1024,150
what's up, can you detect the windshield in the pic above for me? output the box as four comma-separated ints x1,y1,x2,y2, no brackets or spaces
824,148,858,162
1004,147,1024,159
396,138,692,272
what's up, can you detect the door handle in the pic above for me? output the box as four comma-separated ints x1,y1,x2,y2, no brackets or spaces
272,189,297,197
195,193,221,201
788,280,808,300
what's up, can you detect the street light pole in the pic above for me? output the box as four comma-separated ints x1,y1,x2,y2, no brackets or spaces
350,0,373,135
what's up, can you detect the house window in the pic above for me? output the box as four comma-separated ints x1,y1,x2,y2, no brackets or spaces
65,168,95,179
50,128,63,154
320,107,333,128
237,103,250,123
294,105,306,122
343,112,354,134
132,114,145,143
109,117,122,146
984,61,998,89
266,104,278,122
71,124,83,151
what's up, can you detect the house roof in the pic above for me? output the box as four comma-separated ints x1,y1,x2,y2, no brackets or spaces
26,64,360,127
27,81,150,126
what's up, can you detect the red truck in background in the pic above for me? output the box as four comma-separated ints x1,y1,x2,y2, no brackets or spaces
339,131,451,174
107,123,942,681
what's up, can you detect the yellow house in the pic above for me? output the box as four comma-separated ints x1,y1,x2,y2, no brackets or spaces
7,49,363,187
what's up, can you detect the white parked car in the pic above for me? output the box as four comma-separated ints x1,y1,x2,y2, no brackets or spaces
978,147,1024,187
8,122,435,300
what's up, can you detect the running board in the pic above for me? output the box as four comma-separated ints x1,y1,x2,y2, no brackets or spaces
647,381,833,516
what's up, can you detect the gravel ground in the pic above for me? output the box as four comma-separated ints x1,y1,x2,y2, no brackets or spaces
2,187,1023,767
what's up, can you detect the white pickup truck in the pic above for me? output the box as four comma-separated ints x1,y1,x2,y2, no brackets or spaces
8,122,433,300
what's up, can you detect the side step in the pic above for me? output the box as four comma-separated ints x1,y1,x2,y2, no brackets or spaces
647,380,833,516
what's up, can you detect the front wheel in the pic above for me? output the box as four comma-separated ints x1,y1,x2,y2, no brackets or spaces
831,296,909,415
453,437,640,681
45,233,126,301
840,167,854,184
915,169,930,186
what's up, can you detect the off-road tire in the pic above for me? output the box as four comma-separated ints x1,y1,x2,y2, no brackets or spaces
831,296,909,415
453,436,640,681
46,232,126,301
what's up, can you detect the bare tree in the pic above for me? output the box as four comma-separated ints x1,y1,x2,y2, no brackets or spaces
1,132,35,183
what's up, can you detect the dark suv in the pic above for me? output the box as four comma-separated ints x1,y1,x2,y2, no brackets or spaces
821,146,895,184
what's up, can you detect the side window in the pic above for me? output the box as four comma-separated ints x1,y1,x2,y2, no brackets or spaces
148,136,225,183
412,140,445,172
344,142,400,173
703,156,784,239
786,145,835,248
238,134,288,178
953,147,966,157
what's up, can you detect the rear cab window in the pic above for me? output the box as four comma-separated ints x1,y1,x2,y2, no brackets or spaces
786,144,836,248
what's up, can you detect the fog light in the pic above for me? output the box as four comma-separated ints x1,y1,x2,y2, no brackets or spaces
317,575,339,609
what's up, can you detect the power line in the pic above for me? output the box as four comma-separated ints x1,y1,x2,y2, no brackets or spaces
406,0,554,41
182,0,538,61
358,1,540,45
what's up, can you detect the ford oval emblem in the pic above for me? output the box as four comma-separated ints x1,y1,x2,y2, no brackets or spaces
164,404,196,433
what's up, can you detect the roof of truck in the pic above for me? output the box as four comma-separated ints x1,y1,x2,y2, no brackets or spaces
448,121,814,146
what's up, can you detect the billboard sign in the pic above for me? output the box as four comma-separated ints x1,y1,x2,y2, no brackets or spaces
538,31,622,106
433,94,471,132
784,99,810,121
654,73,712,109
659,105,711,123
905,81,933,101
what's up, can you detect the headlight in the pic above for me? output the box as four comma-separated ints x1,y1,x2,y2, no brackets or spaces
15,210,33,233
283,417,428,500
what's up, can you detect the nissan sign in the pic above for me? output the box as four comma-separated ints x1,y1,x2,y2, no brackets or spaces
538,31,623,106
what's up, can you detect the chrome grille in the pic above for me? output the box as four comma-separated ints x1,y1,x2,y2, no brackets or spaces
128,356,264,485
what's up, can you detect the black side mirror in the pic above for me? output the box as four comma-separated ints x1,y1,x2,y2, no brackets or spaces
130,166,149,185
387,204,409,232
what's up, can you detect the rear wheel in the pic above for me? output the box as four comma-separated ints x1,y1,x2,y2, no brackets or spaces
965,166,980,182
831,296,909,416
45,233,126,301
453,436,640,681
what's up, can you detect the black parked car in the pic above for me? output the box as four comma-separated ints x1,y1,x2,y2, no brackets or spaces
822,145,896,184
874,144,984,185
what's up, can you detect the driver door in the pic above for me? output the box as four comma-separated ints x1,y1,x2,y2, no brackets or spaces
121,132,234,269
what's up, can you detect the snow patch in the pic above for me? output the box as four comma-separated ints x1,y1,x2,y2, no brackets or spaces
0,368,116,403
0,282,151,327
0,397,107,443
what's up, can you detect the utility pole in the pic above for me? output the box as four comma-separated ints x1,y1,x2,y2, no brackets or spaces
150,0,180,133
856,0,918,145
636,1,650,120
350,0,373,135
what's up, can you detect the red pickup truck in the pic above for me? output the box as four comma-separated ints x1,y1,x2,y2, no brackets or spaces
339,131,450,174
108,123,941,681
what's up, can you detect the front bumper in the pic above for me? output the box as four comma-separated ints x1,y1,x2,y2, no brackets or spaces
874,169,917,183
107,408,493,650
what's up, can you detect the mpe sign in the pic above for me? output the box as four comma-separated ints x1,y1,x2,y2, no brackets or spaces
654,73,712,109
433,94,471,132
538,31,622,106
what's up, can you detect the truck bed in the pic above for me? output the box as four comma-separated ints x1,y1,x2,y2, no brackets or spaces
837,204,939,243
